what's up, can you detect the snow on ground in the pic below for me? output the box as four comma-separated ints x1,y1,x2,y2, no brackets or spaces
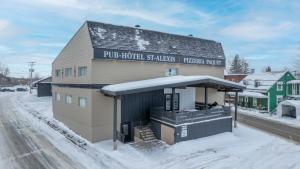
2,90,300,169
236,106,300,128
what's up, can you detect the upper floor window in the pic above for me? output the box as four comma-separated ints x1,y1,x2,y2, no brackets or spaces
78,97,87,108
65,95,72,104
165,68,178,77
55,69,61,77
65,68,72,77
78,66,87,77
277,81,283,91
55,93,61,101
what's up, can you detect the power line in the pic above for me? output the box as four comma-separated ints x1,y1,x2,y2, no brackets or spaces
28,62,36,94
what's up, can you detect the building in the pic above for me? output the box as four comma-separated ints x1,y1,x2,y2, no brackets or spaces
224,74,247,83
33,76,52,97
235,71,295,112
52,21,244,144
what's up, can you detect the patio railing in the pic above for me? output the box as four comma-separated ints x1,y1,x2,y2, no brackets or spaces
150,106,231,125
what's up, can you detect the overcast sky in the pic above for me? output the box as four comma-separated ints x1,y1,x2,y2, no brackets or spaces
0,0,299,77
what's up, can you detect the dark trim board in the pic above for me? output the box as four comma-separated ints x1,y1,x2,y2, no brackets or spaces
94,48,226,67
52,83,109,89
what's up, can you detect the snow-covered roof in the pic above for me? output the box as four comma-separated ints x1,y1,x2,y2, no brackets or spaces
282,100,300,106
228,91,268,98
32,76,52,86
287,80,300,84
240,71,289,92
101,75,245,96
87,21,225,59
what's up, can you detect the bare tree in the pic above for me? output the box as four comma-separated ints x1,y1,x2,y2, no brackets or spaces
3,67,9,77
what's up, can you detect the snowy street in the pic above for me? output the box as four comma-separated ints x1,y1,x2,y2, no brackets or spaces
1,91,300,169
0,93,88,169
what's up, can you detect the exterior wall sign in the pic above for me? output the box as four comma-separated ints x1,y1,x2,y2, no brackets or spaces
181,125,188,137
94,48,225,66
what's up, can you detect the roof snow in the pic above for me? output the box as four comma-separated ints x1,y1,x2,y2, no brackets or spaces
101,75,245,96
228,91,268,98
86,21,225,59
287,80,300,84
240,71,288,92
95,27,107,39
135,29,150,50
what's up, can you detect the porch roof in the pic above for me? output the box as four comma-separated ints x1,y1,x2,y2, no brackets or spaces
101,75,245,96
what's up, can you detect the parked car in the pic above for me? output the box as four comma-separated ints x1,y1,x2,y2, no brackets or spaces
0,88,15,92
16,88,28,92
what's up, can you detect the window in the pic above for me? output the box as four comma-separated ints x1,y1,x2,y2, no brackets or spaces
55,69,61,77
78,97,87,108
65,68,72,77
78,66,87,77
277,95,283,104
277,81,283,91
164,93,180,111
165,68,178,76
165,94,172,111
292,84,297,95
55,93,61,101
253,98,257,107
65,95,72,104
173,93,180,110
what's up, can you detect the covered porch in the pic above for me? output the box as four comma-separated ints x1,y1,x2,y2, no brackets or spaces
101,75,245,149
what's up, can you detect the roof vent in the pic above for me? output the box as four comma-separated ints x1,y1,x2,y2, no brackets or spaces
135,25,141,28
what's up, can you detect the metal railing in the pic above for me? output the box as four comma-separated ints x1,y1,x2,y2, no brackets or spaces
150,106,231,125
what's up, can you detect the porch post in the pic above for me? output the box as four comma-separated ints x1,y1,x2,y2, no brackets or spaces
234,91,238,128
204,86,208,110
171,87,175,112
113,96,118,150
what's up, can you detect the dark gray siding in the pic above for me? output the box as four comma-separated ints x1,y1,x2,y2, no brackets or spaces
150,120,161,140
121,90,164,140
174,117,232,143
37,83,52,97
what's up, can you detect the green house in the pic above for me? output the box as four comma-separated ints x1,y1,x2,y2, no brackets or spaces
237,71,296,112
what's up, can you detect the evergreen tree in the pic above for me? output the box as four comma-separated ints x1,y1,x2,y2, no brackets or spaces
241,58,250,74
229,55,250,74
229,55,243,74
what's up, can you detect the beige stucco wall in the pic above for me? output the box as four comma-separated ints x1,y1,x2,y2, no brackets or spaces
52,22,93,84
196,88,225,105
52,86,121,142
91,60,224,84
161,124,175,145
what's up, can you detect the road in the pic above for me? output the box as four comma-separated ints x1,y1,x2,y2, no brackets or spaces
237,112,300,143
0,94,86,169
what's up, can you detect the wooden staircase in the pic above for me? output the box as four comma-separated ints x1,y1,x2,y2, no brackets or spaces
134,124,157,142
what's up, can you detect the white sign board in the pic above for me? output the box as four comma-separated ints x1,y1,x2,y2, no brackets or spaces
181,125,188,137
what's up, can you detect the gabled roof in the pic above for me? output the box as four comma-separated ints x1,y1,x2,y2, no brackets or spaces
101,75,245,96
86,21,225,59
240,71,289,92
32,76,52,87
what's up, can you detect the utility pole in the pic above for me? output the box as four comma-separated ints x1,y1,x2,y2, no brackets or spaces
28,62,36,94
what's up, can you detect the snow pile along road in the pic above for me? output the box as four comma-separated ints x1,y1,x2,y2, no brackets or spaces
2,91,300,169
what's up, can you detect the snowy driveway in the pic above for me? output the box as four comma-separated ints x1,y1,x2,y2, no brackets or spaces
0,93,85,169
